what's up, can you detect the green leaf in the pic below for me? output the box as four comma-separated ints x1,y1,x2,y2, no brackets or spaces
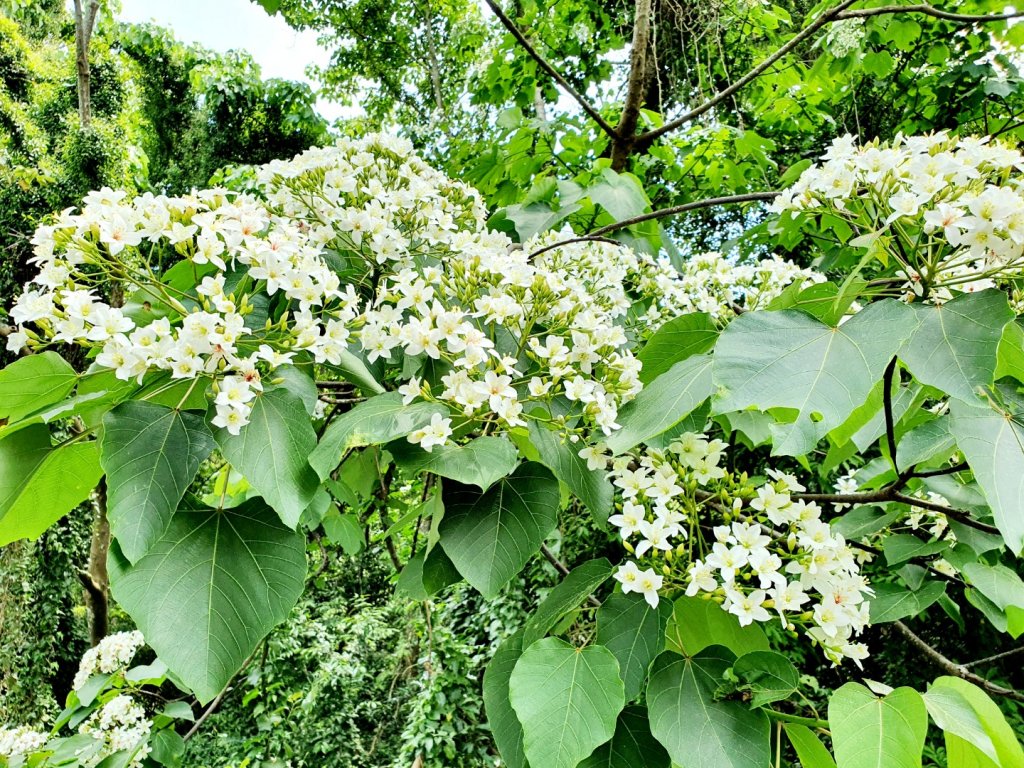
326,348,386,395
149,728,185,768
637,313,718,384
0,352,78,423
108,499,307,703
100,402,215,563
923,677,1024,768
732,650,799,707
606,354,714,454
713,300,917,455
785,724,837,768
882,534,948,566
529,422,613,523
215,388,320,528
322,510,364,555
483,630,527,768
897,417,955,468
439,462,560,598
596,590,673,701
578,705,671,768
586,168,650,220
900,290,1012,403
869,581,945,623
949,396,1024,554
829,683,927,768
994,320,1024,381
962,563,1024,636
832,506,901,540
509,637,625,768
0,427,103,545
390,435,518,490
310,392,446,479
647,647,771,768
524,558,613,646
665,596,769,657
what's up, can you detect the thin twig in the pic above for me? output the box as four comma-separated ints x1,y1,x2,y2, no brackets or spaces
540,544,602,607
836,5,1024,22
882,358,900,471
184,647,261,740
963,645,1024,669
794,488,1000,534
483,0,619,139
893,621,1024,702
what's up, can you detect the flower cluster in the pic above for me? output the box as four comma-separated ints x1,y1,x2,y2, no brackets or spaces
0,726,48,761
604,435,870,664
78,695,151,768
72,630,146,691
824,18,866,58
774,133,1024,303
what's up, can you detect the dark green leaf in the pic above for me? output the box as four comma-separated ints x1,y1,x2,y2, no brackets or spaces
869,580,945,623
883,534,948,566
596,590,672,701
524,558,613,645
665,597,769,657
390,435,518,490
578,705,671,768
529,422,613,523
637,313,718,384
732,650,799,707
483,630,527,768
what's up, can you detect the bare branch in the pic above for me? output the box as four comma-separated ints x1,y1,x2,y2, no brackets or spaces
963,645,1024,669
882,358,900,470
894,621,1024,702
483,0,619,140
525,191,780,260
836,4,1024,22
637,0,859,144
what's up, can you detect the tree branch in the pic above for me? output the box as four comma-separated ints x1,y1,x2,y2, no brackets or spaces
541,544,602,607
882,358,900,471
483,0,619,140
525,191,780,259
636,0,859,144
793,488,1000,534
893,621,1024,702
611,0,654,170
836,4,1024,22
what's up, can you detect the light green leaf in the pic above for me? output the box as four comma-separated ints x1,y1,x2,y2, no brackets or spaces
586,168,650,220
0,426,103,545
713,300,917,456
390,435,518,490
101,402,215,563
439,462,560,598
923,677,1024,768
509,637,625,768
995,320,1024,382
606,354,713,454
637,313,718,384
949,396,1024,554
962,563,1024,637
897,417,955,468
529,422,613,523
647,647,771,768
732,650,799,707
596,590,673,701
829,683,927,768
322,510,364,555
869,581,945,623
108,499,307,703
882,534,948,566
665,596,769,657
524,558,613,646
483,630,527,768
578,705,671,768
900,290,1012,403
310,392,446,479
785,724,837,768
0,352,78,423
215,388,320,528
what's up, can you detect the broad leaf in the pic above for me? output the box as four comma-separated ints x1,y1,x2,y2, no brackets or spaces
606,354,713,454
390,435,518,490
732,650,799,707
108,499,307,703
637,313,718,384
0,352,78,423
322,510,364,555
529,421,613,523
596,590,672,701
785,724,837,768
0,426,103,545
900,290,1012,403
962,563,1024,636
949,395,1024,553
215,388,320,528
897,416,956,468
310,392,446,479
923,677,1024,768
483,630,527,768
713,300,916,456
509,637,625,768
665,596,769,657
829,683,927,768
578,706,671,768
439,462,559,598
882,534,948,566
101,402,215,562
524,558,613,646
647,647,771,768
869,581,945,623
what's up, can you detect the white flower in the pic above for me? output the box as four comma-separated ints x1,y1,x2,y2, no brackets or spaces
408,413,452,452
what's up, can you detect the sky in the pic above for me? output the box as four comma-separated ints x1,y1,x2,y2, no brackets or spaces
116,0,351,121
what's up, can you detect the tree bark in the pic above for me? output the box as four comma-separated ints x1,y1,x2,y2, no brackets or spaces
72,0,100,127
80,481,110,646
611,0,654,170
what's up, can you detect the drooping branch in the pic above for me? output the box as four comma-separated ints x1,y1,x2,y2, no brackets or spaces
893,621,1024,702
637,0,859,145
836,4,1024,22
610,0,654,170
483,0,619,140
525,190,780,259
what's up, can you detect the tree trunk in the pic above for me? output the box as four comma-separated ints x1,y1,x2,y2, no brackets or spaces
80,482,110,646
72,0,100,127
611,0,654,170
